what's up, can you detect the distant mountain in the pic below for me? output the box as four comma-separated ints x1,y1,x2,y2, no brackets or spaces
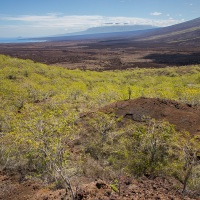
135,17,200,46
66,25,157,35
33,25,158,41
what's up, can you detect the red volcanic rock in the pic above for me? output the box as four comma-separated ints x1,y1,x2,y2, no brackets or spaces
101,97,200,135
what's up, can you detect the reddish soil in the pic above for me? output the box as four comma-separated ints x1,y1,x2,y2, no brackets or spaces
1,171,199,200
0,171,66,200
101,97,200,135
76,177,199,200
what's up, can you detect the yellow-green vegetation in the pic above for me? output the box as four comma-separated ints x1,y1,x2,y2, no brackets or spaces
0,54,200,195
0,54,200,113
84,113,200,194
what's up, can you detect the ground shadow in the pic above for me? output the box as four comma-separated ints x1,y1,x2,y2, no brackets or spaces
144,53,200,66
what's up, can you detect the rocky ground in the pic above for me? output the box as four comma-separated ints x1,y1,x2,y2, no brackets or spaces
0,171,199,200
0,171,66,200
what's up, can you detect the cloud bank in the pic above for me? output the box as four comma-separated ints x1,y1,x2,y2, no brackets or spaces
0,14,183,37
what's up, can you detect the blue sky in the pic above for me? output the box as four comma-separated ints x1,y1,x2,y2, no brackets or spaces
0,0,199,37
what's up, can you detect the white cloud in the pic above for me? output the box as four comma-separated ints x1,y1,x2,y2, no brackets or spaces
0,14,182,37
150,12,162,16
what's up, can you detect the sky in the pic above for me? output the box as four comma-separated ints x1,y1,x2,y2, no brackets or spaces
0,0,199,38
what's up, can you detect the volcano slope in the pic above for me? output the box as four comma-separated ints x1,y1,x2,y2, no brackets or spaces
101,97,200,136
1,98,200,200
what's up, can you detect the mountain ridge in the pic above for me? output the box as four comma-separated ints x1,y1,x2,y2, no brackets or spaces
47,25,158,37
35,27,158,41
134,17,200,45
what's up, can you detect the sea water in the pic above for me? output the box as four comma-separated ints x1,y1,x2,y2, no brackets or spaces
0,38,46,44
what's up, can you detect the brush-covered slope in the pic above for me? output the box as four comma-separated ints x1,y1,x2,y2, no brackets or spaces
136,17,200,46
0,55,200,199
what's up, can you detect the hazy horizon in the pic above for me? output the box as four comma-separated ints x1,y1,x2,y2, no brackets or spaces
0,0,199,38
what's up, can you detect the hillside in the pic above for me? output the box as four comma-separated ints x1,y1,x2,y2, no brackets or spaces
36,17,200,46
135,17,200,46
0,55,200,199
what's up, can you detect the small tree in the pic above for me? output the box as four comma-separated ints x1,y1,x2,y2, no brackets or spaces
128,87,132,100
124,119,178,176
177,133,200,193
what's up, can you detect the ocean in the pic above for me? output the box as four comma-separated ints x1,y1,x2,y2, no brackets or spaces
0,38,46,44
